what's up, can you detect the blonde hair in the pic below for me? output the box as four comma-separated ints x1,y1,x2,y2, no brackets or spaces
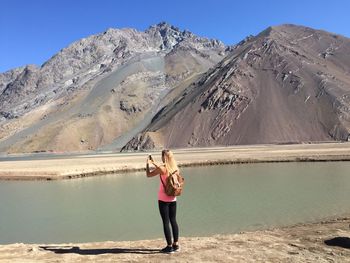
162,149,179,175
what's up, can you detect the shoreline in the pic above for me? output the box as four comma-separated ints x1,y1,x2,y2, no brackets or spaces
1,215,349,262
1,142,350,180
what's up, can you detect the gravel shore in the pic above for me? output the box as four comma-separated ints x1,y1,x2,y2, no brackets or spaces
1,142,350,180
0,217,349,262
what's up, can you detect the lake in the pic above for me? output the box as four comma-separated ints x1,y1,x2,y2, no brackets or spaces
0,162,350,244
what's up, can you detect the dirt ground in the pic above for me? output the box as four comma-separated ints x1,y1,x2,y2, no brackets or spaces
0,217,349,262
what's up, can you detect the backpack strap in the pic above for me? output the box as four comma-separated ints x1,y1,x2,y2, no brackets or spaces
159,165,167,188
160,170,178,188
159,175,166,189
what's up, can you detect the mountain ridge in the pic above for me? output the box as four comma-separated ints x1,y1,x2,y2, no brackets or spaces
1,23,350,153
0,22,227,153
123,24,350,150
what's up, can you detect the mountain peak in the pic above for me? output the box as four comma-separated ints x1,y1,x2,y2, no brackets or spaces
146,22,187,49
146,22,225,50
262,24,318,36
253,24,321,44
147,21,180,32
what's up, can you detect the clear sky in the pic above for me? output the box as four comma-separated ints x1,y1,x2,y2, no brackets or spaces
1,0,350,73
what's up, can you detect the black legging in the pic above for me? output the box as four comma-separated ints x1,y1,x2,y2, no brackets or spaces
158,200,179,246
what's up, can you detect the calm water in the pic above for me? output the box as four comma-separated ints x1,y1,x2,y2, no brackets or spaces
1,162,350,244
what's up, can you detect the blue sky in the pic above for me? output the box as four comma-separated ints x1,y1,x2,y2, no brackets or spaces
1,0,350,73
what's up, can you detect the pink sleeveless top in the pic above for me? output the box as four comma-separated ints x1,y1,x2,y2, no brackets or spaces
158,168,176,202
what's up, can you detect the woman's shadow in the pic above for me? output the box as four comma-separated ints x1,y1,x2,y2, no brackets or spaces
39,245,160,255
324,237,350,249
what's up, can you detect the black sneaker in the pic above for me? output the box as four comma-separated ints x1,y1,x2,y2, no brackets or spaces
172,244,180,252
160,246,174,254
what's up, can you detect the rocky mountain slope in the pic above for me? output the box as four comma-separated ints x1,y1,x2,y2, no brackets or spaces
2,23,350,153
124,24,350,150
0,22,226,153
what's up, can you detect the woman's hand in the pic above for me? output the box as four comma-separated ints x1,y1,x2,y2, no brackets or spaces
146,156,163,177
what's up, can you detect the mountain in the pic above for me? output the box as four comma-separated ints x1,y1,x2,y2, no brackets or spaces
0,22,227,153
2,23,350,154
123,24,350,150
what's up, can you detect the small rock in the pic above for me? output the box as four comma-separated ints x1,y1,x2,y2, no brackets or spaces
28,246,39,252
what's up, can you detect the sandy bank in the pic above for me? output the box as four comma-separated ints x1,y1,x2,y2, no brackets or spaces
1,142,350,180
0,216,349,262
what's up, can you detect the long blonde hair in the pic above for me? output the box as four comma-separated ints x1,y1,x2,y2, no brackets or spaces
162,149,179,175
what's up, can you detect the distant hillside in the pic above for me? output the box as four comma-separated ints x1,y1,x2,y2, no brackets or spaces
2,23,350,154
0,22,227,153
123,24,350,150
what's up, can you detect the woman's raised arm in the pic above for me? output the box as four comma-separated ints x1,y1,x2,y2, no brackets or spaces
146,159,165,177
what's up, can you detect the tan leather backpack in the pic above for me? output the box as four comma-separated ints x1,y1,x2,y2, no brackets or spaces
160,170,185,196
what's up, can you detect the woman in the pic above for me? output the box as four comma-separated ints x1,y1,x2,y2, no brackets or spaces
146,149,180,253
